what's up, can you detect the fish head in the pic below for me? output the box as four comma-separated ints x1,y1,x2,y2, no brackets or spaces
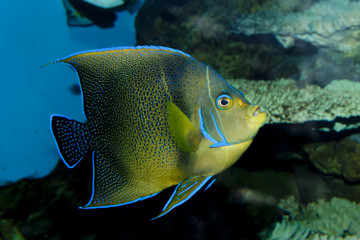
198,67,266,147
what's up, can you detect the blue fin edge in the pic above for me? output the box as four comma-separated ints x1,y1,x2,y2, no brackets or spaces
50,114,82,169
79,151,162,209
204,178,216,191
55,45,192,63
151,176,213,220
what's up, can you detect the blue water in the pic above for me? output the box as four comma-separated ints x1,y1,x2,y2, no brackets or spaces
0,0,136,184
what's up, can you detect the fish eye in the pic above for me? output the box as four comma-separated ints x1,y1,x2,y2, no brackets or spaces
216,94,232,110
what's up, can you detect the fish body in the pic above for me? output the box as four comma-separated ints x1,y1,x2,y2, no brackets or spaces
50,46,266,218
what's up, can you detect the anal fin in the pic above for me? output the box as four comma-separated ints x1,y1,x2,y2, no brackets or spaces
152,175,214,220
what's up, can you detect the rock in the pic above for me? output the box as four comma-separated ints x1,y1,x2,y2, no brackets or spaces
304,137,360,182
135,0,360,85
233,0,360,54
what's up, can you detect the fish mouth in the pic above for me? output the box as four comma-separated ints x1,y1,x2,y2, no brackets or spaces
250,105,266,125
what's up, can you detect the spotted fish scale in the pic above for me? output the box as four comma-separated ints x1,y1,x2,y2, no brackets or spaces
50,46,266,218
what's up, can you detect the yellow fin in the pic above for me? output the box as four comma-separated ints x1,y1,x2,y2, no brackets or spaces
166,101,200,152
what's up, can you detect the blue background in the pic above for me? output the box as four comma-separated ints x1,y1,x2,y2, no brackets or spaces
0,0,136,184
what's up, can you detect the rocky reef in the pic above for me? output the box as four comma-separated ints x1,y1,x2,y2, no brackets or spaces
136,0,360,86
233,0,360,54
304,136,360,182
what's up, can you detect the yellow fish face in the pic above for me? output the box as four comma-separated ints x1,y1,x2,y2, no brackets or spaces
213,94,266,145
197,67,266,148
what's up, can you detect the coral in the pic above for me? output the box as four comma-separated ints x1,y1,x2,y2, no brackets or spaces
228,78,360,124
263,196,360,240
265,221,309,240
331,122,360,132
303,137,360,182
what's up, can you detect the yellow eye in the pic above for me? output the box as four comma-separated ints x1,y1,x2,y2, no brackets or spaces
216,94,232,110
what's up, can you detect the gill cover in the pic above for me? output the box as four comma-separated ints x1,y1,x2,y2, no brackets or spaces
198,66,264,147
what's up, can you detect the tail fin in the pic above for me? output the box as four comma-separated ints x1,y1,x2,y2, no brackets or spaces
50,115,91,168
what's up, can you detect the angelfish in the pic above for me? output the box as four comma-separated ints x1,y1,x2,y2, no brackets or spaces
50,46,266,219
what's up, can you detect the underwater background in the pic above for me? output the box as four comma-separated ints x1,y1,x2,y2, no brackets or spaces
1,0,360,239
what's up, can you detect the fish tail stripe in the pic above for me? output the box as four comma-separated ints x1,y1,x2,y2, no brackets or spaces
80,151,97,208
152,175,213,220
50,114,90,168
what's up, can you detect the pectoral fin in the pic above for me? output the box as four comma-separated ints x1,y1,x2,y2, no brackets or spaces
152,175,214,220
166,101,200,152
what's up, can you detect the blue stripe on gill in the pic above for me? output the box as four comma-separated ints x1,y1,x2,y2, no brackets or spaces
198,108,231,148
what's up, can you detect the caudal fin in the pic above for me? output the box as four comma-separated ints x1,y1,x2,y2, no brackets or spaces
50,115,91,168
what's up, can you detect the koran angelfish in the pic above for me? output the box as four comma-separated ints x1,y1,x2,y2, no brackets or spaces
50,46,266,219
